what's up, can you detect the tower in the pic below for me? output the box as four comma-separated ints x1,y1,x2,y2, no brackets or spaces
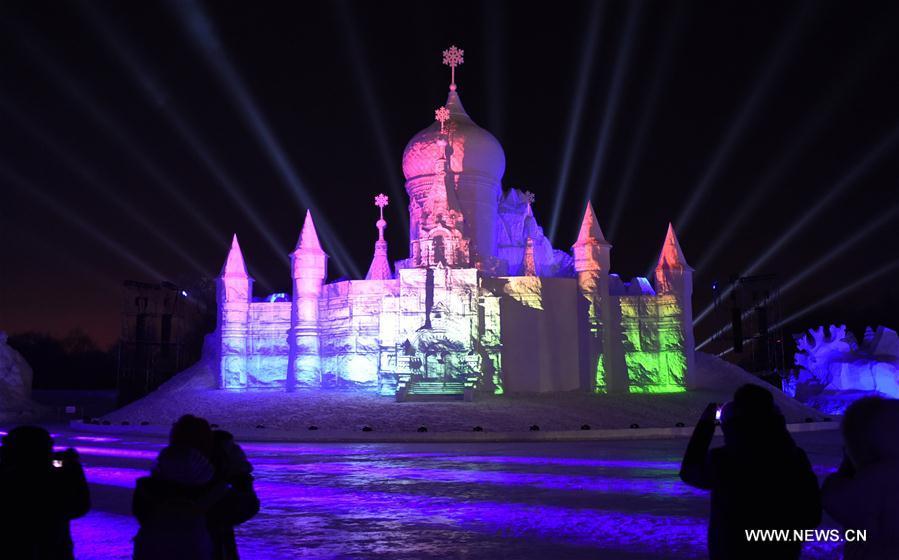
288,210,327,389
217,234,252,389
654,223,696,388
572,203,626,392
411,107,470,268
402,46,505,270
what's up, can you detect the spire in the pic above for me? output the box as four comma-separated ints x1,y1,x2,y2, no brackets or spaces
523,236,537,277
442,45,464,92
573,202,610,247
366,194,393,280
656,223,692,270
221,234,249,277
295,210,323,252
524,190,535,217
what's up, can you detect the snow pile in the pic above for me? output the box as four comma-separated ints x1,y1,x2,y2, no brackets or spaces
0,332,41,421
103,349,825,433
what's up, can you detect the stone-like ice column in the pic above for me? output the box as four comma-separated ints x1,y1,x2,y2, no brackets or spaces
288,211,328,389
217,234,253,389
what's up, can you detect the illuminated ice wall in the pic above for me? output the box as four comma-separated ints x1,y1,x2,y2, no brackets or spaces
214,47,695,399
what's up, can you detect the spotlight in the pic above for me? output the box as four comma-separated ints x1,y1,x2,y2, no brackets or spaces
181,290,189,297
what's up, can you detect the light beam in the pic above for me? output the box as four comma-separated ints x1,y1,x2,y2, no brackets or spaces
546,1,605,243
607,3,684,239
694,123,899,326
693,20,891,274
584,0,644,206
696,204,898,350
0,96,217,282
7,29,228,251
168,0,361,278
0,162,166,282
333,0,409,233
775,259,899,332
77,1,287,284
674,5,809,237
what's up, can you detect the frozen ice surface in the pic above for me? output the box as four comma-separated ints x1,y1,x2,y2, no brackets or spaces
49,428,845,559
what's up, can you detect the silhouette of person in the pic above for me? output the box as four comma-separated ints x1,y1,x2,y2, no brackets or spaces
208,430,259,560
132,415,258,560
822,396,899,560
0,425,91,559
680,384,821,559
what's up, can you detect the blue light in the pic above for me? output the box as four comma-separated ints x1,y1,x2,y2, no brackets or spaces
181,290,188,297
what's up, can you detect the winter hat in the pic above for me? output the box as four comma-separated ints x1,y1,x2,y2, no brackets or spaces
153,445,214,486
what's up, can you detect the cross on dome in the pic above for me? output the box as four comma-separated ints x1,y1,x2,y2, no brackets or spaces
524,191,536,205
442,45,464,91
435,106,450,133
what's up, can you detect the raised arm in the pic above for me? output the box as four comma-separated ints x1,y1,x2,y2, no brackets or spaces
679,402,718,490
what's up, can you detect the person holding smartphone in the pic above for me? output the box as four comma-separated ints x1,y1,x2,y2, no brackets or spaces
0,425,91,559
680,384,821,559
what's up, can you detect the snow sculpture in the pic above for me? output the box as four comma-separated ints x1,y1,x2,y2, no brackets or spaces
0,332,34,414
211,45,696,399
788,325,899,412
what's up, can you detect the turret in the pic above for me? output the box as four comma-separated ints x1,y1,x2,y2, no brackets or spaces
288,210,327,389
653,223,695,388
572,203,626,392
217,234,253,389
572,201,611,274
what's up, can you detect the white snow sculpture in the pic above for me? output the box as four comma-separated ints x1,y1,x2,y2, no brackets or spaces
792,325,899,405
0,331,34,410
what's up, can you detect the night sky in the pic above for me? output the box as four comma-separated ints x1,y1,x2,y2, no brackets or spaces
1,0,898,353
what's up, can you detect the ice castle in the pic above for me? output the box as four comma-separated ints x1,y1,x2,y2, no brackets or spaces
216,47,695,399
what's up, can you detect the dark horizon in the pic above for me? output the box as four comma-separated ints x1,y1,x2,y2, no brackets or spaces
1,0,898,351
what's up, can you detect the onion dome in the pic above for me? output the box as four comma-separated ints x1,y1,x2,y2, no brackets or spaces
401,89,505,183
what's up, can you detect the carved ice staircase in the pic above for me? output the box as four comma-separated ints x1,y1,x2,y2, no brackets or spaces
402,380,466,401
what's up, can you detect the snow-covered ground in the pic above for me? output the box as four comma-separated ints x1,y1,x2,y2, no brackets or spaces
103,352,827,433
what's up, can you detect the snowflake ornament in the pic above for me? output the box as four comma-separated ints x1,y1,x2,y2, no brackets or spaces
435,106,450,124
442,45,464,89
524,191,536,205
442,45,464,68
374,193,389,209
